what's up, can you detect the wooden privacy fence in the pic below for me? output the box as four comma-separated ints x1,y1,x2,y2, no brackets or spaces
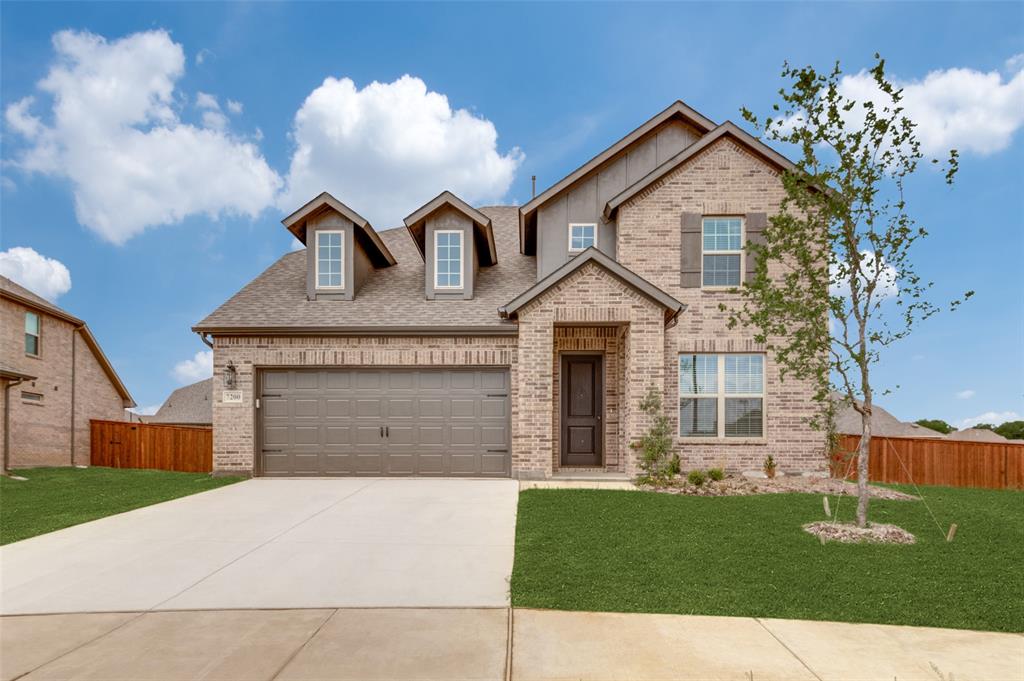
833,434,1024,490
91,420,213,473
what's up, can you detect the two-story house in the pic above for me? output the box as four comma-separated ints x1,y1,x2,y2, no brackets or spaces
1,275,135,471
194,100,824,479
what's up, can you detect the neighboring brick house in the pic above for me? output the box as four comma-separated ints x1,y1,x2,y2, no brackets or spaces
0,276,135,470
194,101,826,479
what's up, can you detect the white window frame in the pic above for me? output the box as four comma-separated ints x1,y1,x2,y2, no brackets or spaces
25,311,40,357
434,229,464,290
678,353,766,439
568,223,598,253
315,230,345,290
700,216,744,290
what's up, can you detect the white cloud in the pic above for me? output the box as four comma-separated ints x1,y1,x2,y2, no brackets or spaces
195,48,213,66
0,247,72,301
202,109,229,131
829,250,898,300
955,389,976,400
226,99,243,115
279,74,522,227
172,349,213,383
958,411,1020,429
4,29,282,244
195,92,219,110
129,404,161,416
839,60,1024,156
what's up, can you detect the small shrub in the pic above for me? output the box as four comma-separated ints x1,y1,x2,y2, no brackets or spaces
707,467,725,482
687,470,706,487
667,454,681,477
635,386,676,482
763,455,777,479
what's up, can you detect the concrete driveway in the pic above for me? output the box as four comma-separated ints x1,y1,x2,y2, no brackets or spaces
0,478,518,615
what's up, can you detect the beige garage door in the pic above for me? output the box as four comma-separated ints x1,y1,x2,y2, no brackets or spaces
258,368,510,477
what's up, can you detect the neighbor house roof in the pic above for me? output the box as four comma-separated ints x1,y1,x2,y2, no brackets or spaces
281,192,397,267
194,206,533,334
0,363,36,382
498,247,685,324
832,393,945,439
0,276,135,407
518,100,718,254
149,378,213,425
603,121,799,220
403,191,498,266
945,428,1009,443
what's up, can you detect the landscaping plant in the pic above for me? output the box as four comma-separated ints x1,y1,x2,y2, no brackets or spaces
687,470,707,487
729,55,970,527
707,467,725,482
634,386,677,482
763,455,777,479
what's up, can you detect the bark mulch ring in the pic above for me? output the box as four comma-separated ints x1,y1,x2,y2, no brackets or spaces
638,474,918,501
803,521,917,545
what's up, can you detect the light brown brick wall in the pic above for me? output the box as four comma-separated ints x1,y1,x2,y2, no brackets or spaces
211,335,518,475
515,261,665,478
0,297,127,468
617,136,826,473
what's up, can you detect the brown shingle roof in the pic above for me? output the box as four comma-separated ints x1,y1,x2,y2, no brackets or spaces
945,428,1009,443
194,206,534,333
150,378,213,425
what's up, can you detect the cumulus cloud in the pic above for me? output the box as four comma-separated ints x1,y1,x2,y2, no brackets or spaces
4,29,281,244
129,404,161,416
226,99,243,115
958,411,1020,429
172,349,213,383
279,74,522,227
955,389,976,400
0,247,72,301
829,250,898,300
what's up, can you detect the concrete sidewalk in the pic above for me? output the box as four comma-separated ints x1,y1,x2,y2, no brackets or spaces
2,608,1020,681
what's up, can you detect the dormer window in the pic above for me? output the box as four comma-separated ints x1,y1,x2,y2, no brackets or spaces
316,230,344,289
434,230,463,289
568,223,597,253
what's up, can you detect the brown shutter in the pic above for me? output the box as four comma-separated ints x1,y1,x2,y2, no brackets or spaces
680,212,702,288
744,212,768,284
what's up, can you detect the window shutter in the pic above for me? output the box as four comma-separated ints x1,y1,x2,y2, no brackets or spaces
744,212,768,284
680,212,702,288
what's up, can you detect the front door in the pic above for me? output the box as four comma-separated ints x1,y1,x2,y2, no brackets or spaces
560,354,603,467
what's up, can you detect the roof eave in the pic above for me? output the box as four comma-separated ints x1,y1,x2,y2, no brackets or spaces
282,192,397,267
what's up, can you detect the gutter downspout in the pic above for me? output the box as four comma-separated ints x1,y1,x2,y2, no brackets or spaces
197,332,213,349
3,378,26,475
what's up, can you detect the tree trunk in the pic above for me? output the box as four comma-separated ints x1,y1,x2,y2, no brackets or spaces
856,397,872,528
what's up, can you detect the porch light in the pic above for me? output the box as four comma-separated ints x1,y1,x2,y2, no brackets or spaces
224,362,237,390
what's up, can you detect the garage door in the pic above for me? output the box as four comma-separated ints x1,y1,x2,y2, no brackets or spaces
258,368,510,477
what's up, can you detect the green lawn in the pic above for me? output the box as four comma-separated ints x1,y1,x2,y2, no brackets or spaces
0,467,243,545
511,486,1024,632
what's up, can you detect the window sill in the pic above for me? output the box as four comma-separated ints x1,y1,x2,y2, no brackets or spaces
25,353,42,360
21,401,45,407
676,437,767,445
699,286,743,293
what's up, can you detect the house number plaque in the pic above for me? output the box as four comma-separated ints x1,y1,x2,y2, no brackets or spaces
222,390,243,404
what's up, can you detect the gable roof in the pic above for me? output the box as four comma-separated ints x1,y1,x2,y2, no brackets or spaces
0,275,135,407
946,428,1009,443
832,393,944,439
498,247,684,324
150,378,213,425
603,121,799,220
281,192,397,267
518,100,718,254
403,191,498,266
195,206,532,334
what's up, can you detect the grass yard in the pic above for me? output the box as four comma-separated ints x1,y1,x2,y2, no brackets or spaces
511,486,1024,632
0,467,242,545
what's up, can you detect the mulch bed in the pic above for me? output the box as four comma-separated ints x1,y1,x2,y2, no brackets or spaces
803,521,917,544
639,474,919,501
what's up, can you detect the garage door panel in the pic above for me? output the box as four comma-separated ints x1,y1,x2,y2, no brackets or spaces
259,369,509,477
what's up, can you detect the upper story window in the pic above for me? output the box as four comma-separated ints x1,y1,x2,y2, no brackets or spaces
316,231,344,289
25,311,40,356
702,217,743,287
568,223,597,253
679,353,764,438
434,230,463,289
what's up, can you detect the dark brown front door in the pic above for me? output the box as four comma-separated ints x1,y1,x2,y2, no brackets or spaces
560,354,603,466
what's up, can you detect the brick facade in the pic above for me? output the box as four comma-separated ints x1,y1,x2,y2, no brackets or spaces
617,136,826,472
1,297,128,468
209,134,826,478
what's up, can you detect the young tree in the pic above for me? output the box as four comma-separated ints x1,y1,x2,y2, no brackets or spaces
729,56,971,528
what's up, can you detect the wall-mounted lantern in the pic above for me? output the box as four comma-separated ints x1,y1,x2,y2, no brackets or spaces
224,361,237,390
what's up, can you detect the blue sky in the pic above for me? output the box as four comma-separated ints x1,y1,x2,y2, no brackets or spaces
1,2,1022,426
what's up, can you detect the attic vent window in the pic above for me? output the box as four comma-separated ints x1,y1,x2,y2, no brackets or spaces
316,231,344,289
